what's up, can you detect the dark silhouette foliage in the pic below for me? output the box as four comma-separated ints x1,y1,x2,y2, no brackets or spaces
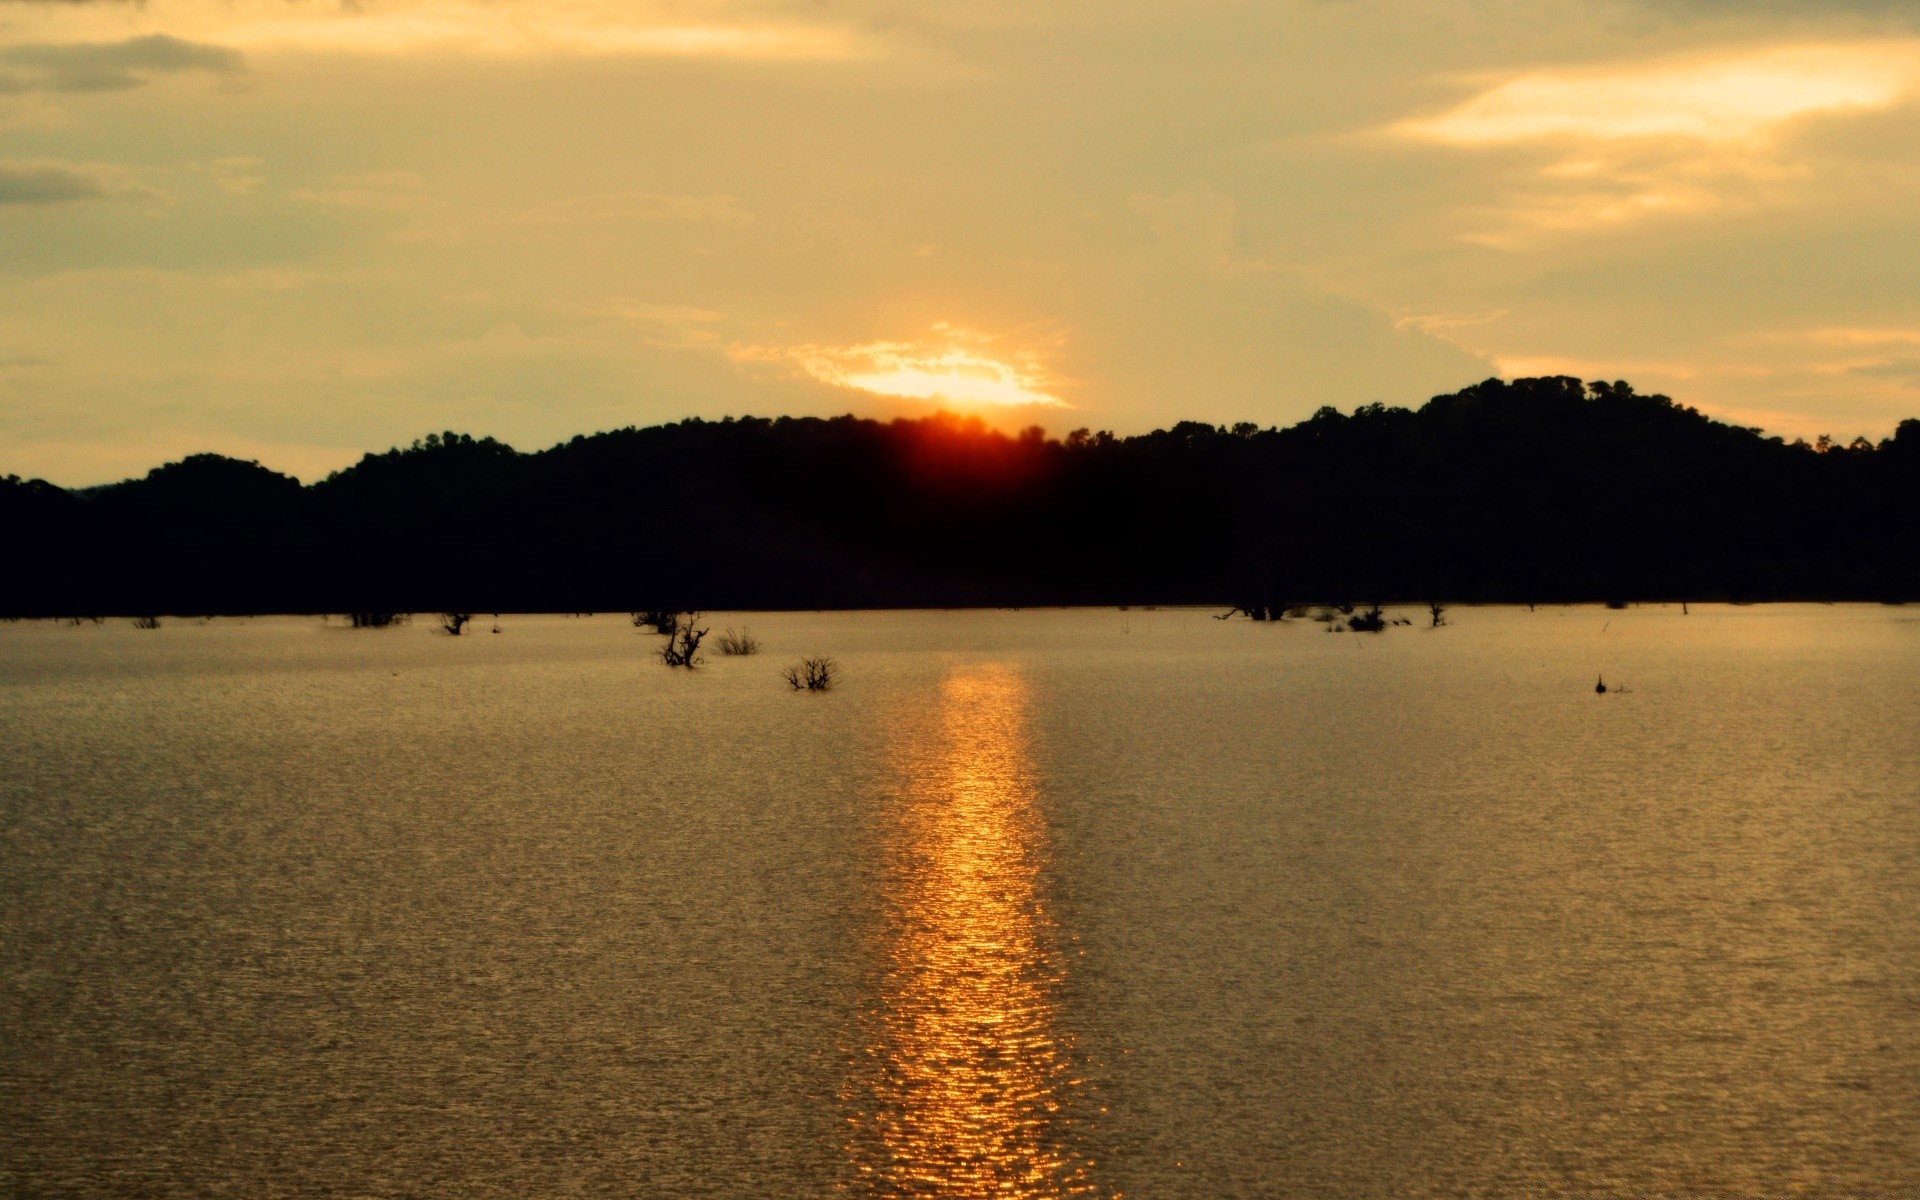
2,379,1915,618
1348,605,1388,633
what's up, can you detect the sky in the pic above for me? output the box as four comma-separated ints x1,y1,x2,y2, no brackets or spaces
4,0,1920,484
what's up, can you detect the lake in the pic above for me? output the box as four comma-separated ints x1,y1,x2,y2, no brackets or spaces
2,606,1916,1198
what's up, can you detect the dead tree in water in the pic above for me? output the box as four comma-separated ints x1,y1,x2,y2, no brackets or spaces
660,615,708,667
1428,601,1448,627
632,611,680,635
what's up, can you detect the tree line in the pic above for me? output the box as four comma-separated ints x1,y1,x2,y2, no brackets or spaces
3,376,1916,618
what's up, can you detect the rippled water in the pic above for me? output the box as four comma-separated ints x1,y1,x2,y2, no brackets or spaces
2,606,1916,1198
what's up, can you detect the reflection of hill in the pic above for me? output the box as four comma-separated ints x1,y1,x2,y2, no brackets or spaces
4,378,1916,615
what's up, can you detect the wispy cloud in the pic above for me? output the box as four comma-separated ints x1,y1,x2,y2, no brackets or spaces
0,158,156,204
1739,326,1920,391
1783,326,1920,347
518,192,754,229
1128,185,1270,276
191,0,882,61
1490,352,1707,382
591,299,726,349
1390,40,1920,243
203,156,265,195
291,170,432,212
0,34,244,92
1396,44,1918,145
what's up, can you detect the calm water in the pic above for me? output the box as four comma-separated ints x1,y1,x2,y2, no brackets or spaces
2,607,1916,1198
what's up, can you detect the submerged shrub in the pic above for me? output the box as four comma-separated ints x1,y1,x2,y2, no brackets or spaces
782,656,838,691
715,627,761,656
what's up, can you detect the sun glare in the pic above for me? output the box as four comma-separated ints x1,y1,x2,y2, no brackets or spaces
739,324,1067,409
841,351,1061,408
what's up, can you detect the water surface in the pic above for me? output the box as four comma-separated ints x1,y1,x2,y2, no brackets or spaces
2,606,1916,1197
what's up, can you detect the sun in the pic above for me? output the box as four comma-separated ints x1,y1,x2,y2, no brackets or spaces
842,347,1062,408
742,323,1067,409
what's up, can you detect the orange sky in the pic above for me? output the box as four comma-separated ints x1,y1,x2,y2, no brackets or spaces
4,0,1920,483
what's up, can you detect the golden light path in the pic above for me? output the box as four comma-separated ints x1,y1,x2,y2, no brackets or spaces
845,664,1097,1198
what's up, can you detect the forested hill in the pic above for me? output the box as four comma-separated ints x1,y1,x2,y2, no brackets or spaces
5,376,1918,617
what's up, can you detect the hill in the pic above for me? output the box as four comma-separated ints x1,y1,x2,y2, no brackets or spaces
4,376,1916,616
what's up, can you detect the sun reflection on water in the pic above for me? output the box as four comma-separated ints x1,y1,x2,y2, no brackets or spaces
845,664,1099,1199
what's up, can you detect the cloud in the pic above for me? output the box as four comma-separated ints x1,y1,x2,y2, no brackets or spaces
191,1,883,61
0,34,244,92
1638,0,1920,17
1847,356,1920,382
1388,40,1920,243
0,159,155,204
292,170,432,212
589,299,726,349
518,192,754,229
1748,326,1920,389
1395,44,1920,145
1789,326,1920,347
0,0,888,71
1128,185,1270,276
1490,352,1704,382
204,156,265,195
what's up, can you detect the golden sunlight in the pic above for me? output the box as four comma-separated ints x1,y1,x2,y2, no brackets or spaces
845,664,1095,1198
740,324,1067,409
1388,41,1920,243
1394,42,1920,147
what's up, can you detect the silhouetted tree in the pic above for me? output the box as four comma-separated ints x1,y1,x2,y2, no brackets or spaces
660,616,707,667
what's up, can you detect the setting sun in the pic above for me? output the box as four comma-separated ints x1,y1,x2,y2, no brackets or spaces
841,351,1061,408
735,324,1067,409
